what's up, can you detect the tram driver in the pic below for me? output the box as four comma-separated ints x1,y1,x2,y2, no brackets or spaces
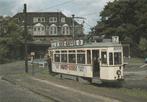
93,57,100,77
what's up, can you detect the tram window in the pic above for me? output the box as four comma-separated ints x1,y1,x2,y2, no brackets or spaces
55,51,60,53
87,50,91,64
77,54,85,64
77,50,85,53
109,53,113,65
114,52,122,65
61,51,67,53
54,54,60,62
69,54,76,63
101,51,107,64
61,54,67,62
69,50,75,53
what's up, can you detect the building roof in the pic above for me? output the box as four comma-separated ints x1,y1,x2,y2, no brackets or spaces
13,12,79,26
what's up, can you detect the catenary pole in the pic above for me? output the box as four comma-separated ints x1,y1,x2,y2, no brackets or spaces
24,4,28,73
72,14,75,40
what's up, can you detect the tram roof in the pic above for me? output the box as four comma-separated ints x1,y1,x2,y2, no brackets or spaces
49,42,122,50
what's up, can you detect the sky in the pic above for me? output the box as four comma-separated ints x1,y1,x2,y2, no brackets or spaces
0,0,113,33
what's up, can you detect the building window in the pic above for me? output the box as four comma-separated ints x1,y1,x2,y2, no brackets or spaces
33,23,45,35
49,24,57,35
61,17,65,23
62,24,70,35
42,18,45,22
49,17,57,23
33,17,38,23
38,27,40,31
33,17,45,23
38,18,41,22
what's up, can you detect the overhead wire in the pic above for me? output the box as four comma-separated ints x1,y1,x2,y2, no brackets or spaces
37,0,73,12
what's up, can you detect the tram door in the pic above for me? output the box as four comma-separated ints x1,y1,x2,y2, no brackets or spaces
92,50,100,77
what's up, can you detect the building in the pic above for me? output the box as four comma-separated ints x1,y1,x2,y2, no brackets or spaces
13,12,84,57
0,16,11,36
13,12,84,41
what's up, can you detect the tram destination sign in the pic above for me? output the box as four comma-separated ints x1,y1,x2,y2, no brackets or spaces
51,40,84,48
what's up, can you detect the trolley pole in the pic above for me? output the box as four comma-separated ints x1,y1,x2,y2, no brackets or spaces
72,14,85,41
24,4,28,73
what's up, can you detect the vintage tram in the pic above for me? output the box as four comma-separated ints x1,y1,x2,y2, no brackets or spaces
48,36,124,83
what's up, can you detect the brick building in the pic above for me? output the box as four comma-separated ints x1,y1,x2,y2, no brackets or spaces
13,12,84,57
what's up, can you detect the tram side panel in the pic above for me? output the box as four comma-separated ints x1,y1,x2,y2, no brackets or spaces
52,62,93,78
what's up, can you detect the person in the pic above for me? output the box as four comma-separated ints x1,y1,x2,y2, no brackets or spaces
97,58,101,76
46,55,52,74
93,57,100,77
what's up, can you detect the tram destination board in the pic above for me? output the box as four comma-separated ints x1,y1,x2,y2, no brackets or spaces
51,40,84,48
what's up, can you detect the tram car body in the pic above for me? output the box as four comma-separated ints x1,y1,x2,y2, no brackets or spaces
48,37,124,83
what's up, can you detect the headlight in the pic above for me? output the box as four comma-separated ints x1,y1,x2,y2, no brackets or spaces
116,70,121,75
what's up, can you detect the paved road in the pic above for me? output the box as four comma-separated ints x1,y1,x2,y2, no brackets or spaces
1,60,147,102
0,61,54,102
0,79,52,102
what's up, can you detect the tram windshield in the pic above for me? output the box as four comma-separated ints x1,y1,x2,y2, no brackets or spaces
114,52,122,65
109,52,122,65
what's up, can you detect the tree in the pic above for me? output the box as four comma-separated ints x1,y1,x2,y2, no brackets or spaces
0,17,32,63
93,0,147,57
139,38,147,57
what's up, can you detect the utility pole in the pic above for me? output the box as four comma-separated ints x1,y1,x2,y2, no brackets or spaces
24,4,28,73
72,14,75,40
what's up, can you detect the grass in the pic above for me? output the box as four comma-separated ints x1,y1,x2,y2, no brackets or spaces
112,88,147,99
127,58,144,64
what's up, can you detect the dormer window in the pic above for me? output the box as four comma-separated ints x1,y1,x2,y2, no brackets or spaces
49,17,57,23
33,17,38,23
38,18,41,22
42,18,45,22
33,23,45,35
33,17,45,23
61,17,65,23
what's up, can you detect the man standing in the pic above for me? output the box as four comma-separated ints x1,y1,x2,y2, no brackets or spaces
46,55,52,74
